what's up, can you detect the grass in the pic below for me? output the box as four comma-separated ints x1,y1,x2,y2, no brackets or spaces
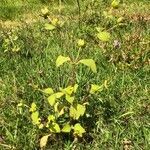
0,0,150,149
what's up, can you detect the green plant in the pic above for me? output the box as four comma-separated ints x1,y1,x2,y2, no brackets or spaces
29,51,105,148
1,0,150,149
41,7,64,31
95,0,126,43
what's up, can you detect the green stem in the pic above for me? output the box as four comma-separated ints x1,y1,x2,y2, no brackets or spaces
76,0,81,28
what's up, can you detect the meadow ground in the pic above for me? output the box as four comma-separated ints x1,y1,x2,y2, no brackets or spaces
0,0,150,149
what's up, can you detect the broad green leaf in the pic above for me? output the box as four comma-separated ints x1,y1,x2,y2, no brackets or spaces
48,95,56,106
62,124,71,133
69,104,86,120
29,102,37,112
40,134,50,148
73,123,85,137
54,92,64,98
60,86,74,95
90,84,102,94
69,106,76,119
77,104,86,116
66,95,74,104
111,0,120,8
42,88,54,95
77,39,85,47
31,111,40,125
97,31,110,42
45,23,56,30
48,92,63,106
56,55,70,67
49,123,60,133
79,59,97,73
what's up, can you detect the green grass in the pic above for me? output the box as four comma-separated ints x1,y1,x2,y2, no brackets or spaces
0,0,150,149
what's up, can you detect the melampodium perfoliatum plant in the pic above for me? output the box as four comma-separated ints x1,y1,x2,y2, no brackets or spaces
29,51,107,148
28,5,113,149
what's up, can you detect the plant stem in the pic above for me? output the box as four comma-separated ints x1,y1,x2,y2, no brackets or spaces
76,0,81,28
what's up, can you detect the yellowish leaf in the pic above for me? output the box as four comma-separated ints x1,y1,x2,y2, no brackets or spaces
48,95,56,106
31,111,40,125
77,39,85,47
111,0,120,8
39,124,44,129
29,102,37,112
66,95,74,104
43,88,54,95
77,104,86,116
79,59,97,73
60,86,73,95
40,135,50,148
54,102,59,112
97,31,110,42
45,23,56,30
49,123,60,133
54,92,64,98
56,55,70,67
69,104,86,120
90,84,103,94
62,124,71,133
41,7,49,15
73,123,85,137
48,115,55,122
69,106,77,120
51,18,59,26
73,84,78,93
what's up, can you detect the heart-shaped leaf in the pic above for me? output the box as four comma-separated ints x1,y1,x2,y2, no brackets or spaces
43,88,54,95
65,95,74,104
45,23,56,30
62,124,71,133
69,104,86,120
97,31,110,42
31,111,40,125
56,55,70,67
73,123,85,137
79,59,97,73
90,84,103,94
48,95,56,106
40,135,50,148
